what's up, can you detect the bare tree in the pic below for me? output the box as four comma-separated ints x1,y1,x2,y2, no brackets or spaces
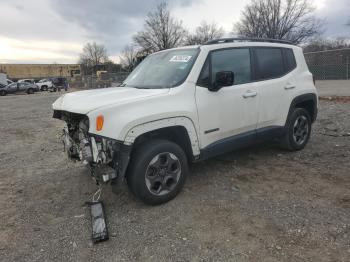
234,0,324,44
79,42,109,74
119,45,138,71
133,2,187,54
186,21,225,45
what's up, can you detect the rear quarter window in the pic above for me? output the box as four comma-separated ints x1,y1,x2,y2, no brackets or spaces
283,48,297,72
254,47,284,80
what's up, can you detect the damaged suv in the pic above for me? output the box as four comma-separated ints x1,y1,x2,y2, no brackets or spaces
52,38,318,205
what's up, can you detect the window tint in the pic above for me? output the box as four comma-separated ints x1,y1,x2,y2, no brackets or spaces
211,48,251,85
283,48,296,72
197,58,210,87
254,48,284,80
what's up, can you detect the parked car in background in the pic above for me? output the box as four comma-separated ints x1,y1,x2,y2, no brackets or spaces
36,78,53,91
0,73,7,86
18,79,36,84
0,82,39,96
50,77,68,92
0,73,13,86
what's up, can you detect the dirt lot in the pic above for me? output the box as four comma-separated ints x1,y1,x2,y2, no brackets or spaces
0,91,349,262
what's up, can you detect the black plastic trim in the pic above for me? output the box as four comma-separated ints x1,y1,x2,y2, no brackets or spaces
204,38,294,45
198,126,284,161
204,128,220,134
287,93,318,123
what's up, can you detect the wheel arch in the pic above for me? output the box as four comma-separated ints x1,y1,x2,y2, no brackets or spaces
287,93,318,124
124,117,200,161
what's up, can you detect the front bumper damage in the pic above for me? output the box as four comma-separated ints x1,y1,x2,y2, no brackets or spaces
55,110,131,184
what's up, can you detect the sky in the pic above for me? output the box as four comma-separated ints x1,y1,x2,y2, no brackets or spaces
0,0,349,64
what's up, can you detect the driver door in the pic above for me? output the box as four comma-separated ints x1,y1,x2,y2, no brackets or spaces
195,47,259,152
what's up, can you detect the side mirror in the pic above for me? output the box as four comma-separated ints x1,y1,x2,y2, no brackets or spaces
209,71,234,91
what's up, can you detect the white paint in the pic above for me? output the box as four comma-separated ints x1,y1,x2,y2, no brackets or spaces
53,41,317,158
124,117,200,156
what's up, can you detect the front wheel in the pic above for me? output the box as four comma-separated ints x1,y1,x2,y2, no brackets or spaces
126,139,188,205
280,108,312,151
0,90,7,96
27,88,34,94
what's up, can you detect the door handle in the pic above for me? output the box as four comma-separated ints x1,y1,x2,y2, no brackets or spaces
284,84,295,90
243,90,257,98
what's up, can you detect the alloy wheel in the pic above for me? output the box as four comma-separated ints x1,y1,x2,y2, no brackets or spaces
292,115,309,145
145,152,181,196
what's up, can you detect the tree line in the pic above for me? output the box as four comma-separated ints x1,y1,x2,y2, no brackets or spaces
79,0,350,74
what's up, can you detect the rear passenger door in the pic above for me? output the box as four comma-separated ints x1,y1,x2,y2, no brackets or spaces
252,47,297,130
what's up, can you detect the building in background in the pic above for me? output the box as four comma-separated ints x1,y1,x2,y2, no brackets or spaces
0,64,81,81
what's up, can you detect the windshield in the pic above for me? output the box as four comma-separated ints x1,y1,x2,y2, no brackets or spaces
123,48,199,89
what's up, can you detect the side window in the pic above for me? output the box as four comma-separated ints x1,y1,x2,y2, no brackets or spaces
211,48,251,85
283,48,297,72
197,58,210,88
254,48,284,80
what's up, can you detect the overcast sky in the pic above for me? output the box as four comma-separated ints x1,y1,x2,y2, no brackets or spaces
0,0,349,64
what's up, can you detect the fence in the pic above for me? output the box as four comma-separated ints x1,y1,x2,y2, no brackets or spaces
304,48,350,80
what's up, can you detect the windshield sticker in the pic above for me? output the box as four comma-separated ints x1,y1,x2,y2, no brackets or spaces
169,55,192,62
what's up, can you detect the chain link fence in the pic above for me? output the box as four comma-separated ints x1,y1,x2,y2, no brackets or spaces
304,48,350,80
71,72,130,89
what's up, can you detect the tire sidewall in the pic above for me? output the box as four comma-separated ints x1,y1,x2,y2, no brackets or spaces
127,140,188,205
286,108,311,150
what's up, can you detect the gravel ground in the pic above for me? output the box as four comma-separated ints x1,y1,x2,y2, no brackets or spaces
0,91,349,262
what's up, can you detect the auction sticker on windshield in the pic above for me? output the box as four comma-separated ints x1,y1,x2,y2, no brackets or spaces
169,55,192,62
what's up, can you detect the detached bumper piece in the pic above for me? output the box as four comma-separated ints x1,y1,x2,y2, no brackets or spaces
88,201,109,242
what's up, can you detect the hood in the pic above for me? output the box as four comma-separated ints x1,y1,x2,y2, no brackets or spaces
52,87,170,114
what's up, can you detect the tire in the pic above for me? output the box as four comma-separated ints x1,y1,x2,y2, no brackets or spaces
280,108,312,151
0,90,7,96
41,85,48,91
27,88,34,94
126,139,188,205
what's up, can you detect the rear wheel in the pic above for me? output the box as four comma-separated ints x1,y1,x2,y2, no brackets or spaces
0,90,7,96
27,88,34,94
280,108,311,151
126,139,188,205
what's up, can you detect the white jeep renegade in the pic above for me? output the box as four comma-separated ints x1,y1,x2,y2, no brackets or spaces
52,38,318,205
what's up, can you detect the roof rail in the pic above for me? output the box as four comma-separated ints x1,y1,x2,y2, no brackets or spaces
204,38,294,45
